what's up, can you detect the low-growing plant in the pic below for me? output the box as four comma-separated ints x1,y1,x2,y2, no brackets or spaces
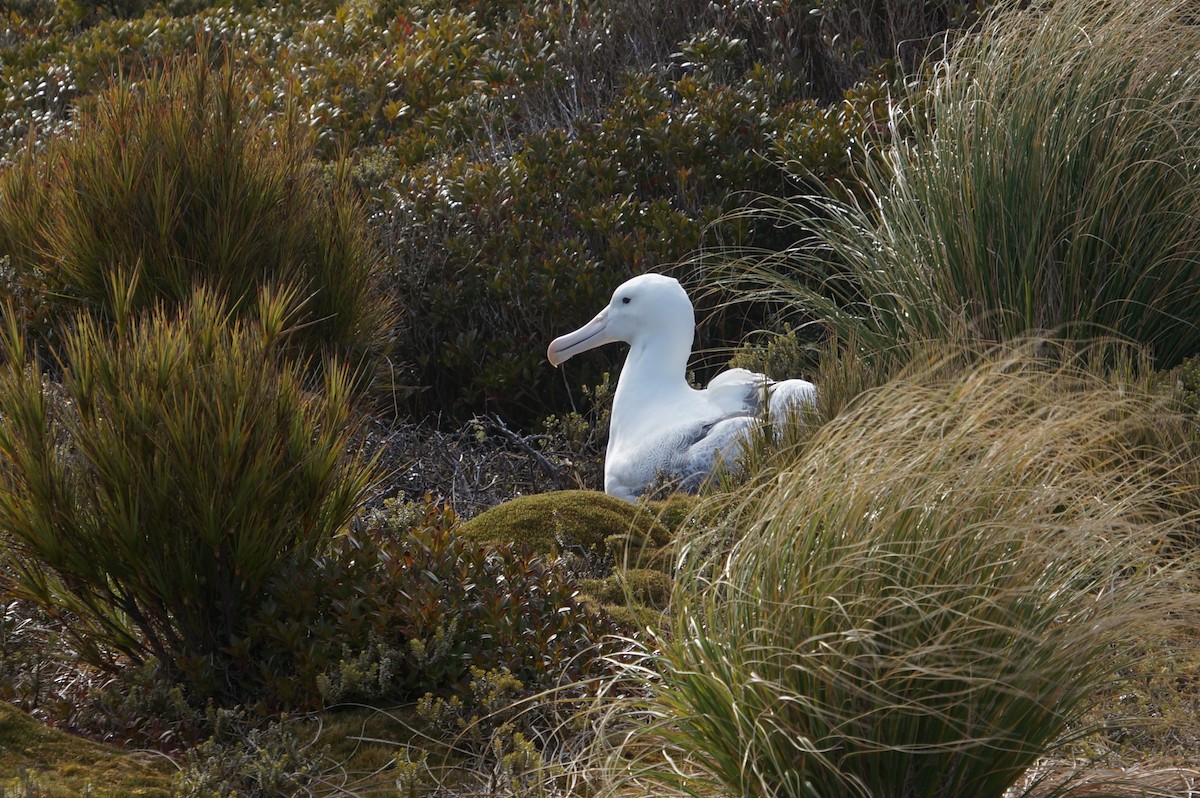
416,666,531,752
581,568,673,611
0,597,72,717
0,698,176,797
1168,354,1200,420
245,500,616,709
413,664,604,798
456,489,670,558
610,342,1199,798
539,372,613,489
172,708,325,798
69,660,202,752
727,324,819,382
0,286,375,704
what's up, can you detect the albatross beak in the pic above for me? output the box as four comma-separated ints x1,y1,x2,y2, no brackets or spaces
547,307,611,367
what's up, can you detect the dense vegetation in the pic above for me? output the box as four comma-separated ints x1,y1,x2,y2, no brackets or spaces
623,342,1199,798
2,0,974,424
1,0,1199,795
744,0,1200,371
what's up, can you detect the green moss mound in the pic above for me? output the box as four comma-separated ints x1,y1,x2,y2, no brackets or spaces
601,603,665,635
459,490,671,557
647,492,707,534
582,568,674,610
0,702,173,796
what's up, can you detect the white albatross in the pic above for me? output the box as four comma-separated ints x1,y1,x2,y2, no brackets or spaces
547,273,816,502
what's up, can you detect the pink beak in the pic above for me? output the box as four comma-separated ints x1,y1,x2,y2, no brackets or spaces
547,308,612,367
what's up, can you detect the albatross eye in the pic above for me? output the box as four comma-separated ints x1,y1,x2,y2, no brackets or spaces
621,296,631,304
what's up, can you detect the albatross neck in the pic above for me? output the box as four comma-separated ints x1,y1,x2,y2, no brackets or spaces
613,331,694,412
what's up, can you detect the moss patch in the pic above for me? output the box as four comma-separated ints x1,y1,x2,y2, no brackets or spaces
0,702,174,797
582,568,674,610
646,492,706,534
601,603,665,635
458,489,671,557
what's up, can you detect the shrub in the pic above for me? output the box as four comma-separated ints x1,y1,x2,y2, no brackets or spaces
416,666,538,755
172,709,324,798
414,665,592,796
753,0,1200,369
727,324,819,381
68,661,202,752
245,500,616,709
613,342,1198,798
0,286,375,704
0,48,393,385
538,371,612,490
1168,354,1200,420
3,0,983,423
386,72,840,422
0,597,74,718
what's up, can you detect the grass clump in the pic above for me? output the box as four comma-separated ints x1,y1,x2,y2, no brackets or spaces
0,48,392,385
0,286,375,705
755,0,1200,369
615,342,1198,798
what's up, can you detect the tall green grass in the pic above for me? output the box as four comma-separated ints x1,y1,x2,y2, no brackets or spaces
609,343,1198,798
749,0,1200,368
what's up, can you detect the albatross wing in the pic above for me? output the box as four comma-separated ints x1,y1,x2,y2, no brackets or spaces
704,368,816,421
703,368,769,415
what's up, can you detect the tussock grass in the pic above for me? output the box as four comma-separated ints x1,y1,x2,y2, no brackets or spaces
604,343,1200,798
747,0,1200,368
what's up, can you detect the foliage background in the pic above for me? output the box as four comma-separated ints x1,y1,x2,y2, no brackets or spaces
2,0,980,425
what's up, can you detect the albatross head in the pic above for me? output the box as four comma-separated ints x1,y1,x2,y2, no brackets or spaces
547,274,695,367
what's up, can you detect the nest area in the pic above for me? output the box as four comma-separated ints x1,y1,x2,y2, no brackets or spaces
358,413,605,520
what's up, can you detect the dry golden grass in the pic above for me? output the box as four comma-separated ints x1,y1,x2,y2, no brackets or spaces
598,339,1200,798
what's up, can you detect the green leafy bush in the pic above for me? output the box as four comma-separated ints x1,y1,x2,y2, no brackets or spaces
727,324,819,381
68,661,202,752
0,286,375,704
387,71,857,422
1169,355,1200,420
0,0,999,428
616,342,1198,798
0,49,392,383
244,500,616,708
1,0,984,423
538,371,612,489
